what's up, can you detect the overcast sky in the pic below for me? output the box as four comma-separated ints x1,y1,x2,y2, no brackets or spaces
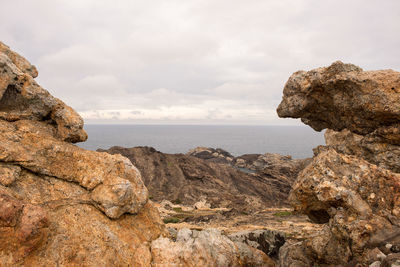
1,0,399,125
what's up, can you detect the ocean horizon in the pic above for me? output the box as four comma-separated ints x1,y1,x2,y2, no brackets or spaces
78,124,325,159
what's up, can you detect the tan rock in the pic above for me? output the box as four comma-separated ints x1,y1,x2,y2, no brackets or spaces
0,173,165,266
0,120,148,219
277,61,400,135
151,228,275,267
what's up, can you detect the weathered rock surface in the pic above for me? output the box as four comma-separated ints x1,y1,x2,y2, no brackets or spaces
323,128,400,173
151,228,276,267
277,61,400,135
277,62,400,266
99,146,299,210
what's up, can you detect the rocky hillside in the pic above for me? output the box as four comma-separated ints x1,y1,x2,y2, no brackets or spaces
0,42,275,266
99,146,307,211
277,61,400,266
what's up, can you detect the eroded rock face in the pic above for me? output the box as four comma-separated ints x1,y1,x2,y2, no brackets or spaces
277,61,400,135
277,62,400,266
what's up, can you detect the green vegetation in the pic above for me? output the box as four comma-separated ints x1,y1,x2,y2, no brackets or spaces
273,211,292,217
172,198,182,204
172,207,183,213
167,161,174,168
163,217,180,224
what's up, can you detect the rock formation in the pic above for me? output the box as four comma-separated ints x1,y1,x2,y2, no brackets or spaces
277,60,400,135
0,42,275,266
277,61,400,266
100,146,300,210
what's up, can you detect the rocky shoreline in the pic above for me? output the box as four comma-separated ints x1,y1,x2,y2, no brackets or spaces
0,42,399,266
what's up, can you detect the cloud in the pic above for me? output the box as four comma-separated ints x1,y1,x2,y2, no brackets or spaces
0,0,399,124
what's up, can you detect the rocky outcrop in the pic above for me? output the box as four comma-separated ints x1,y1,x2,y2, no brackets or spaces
277,60,400,135
99,146,298,211
277,61,400,266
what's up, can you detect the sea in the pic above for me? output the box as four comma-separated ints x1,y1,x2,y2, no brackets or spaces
78,125,325,159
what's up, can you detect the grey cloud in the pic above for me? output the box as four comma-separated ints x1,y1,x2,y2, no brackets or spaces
0,0,399,124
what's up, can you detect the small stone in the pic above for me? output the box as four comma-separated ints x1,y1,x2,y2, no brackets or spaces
369,261,381,267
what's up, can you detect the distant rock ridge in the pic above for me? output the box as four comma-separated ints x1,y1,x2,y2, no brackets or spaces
187,146,310,172
99,146,306,211
277,61,400,266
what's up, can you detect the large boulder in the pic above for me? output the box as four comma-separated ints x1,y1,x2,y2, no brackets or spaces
277,62,400,266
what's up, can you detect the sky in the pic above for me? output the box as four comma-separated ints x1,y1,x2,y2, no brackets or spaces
1,0,399,125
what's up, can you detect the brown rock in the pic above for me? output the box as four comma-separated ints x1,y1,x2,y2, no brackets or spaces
0,163,21,186
100,146,296,211
277,61,400,135
0,193,49,263
0,173,164,266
